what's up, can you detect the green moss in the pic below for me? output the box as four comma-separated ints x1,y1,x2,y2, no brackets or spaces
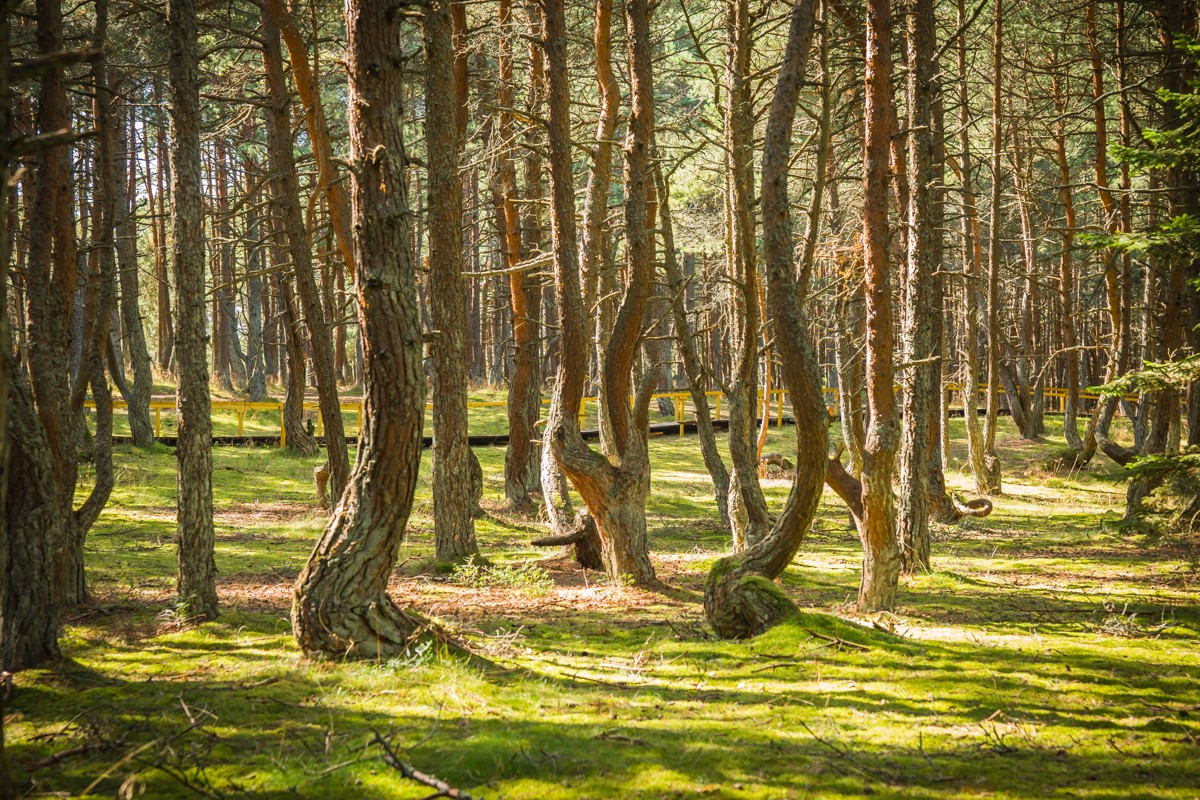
12,416,1198,798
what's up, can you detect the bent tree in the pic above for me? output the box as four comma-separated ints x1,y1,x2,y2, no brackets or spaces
705,0,824,639
543,0,658,588
293,0,438,658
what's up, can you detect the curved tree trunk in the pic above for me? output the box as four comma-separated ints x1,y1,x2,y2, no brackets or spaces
494,0,543,514
656,163,730,528
293,0,441,659
722,0,771,553
68,0,120,605
426,0,480,563
261,9,349,497
705,0,823,639
112,85,155,446
169,0,218,621
542,0,658,588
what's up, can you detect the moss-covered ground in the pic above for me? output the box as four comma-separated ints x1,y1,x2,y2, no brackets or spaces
8,413,1199,798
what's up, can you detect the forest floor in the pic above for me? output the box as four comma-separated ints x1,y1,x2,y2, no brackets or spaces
7,416,1200,799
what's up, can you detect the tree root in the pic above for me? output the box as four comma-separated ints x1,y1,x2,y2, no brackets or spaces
949,494,993,519
531,513,603,570
294,593,474,663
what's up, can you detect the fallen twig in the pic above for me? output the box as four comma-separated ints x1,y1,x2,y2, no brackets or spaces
374,732,474,799
32,738,121,770
796,719,892,783
803,628,870,651
592,729,647,746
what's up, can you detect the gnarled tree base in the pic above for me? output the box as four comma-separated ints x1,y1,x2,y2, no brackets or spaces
293,593,465,661
531,512,603,570
704,556,800,639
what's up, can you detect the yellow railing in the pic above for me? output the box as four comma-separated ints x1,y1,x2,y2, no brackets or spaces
86,383,1130,446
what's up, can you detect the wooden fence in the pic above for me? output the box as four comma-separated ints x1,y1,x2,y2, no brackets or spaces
84,384,1124,445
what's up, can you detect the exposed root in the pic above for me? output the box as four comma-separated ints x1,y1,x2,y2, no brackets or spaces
294,593,477,664
530,513,603,570
950,494,993,519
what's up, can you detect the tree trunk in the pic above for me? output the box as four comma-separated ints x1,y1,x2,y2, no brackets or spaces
168,0,218,620
496,0,542,513
0,16,16,792
4,375,61,670
955,0,998,495
293,0,440,658
982,0,1004,489
112,85,155,445
150,86,175,375
261,9,350,498
1011,116,1042,441
722,0,771,552
261,0,355,278
1,1,58,672
543,0,658,588
275,269,317,456
857,0,901,613
896,0,937,575
657,165,730,528
705,0,823,639
426,0,481,562
242,150,268,402
1084,0,1126,462
68,0,120,605
1051,65,1086,461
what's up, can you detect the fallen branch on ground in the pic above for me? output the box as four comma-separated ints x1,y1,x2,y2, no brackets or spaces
374,732,474,799
803,627,870,652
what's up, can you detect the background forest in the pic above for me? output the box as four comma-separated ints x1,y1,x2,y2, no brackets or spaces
0,0,1197,796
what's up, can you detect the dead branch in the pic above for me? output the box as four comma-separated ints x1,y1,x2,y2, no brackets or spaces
374,732,474,799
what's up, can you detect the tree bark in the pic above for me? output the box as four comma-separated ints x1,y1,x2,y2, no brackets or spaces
954,0,998,495
261,0,355,279
426,0,481,562
896,0,936,575
242,150,268,402
293,0,441,658
1,0,59,673
543,0,658,588
857,0,901,612
112,85,155,445
498,0,542,514
705,0,824,639
150,85,175,375
168,0,218,620
262,9,350,498
722,0,771,552
1051,64,1086,460
982,0,1004,490
656,164,730,528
